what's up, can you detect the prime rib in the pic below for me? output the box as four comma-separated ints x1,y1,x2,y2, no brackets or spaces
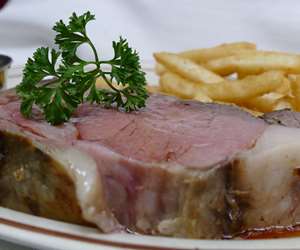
0,89,300,239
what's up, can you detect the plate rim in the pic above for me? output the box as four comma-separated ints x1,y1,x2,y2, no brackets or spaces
1,207,300,250
0,215,187,250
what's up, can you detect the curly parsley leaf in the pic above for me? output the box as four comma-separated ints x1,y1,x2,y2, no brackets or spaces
16,11,148,125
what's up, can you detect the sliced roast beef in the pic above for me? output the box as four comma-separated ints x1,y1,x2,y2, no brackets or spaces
2,89,300,239
73,96,266,168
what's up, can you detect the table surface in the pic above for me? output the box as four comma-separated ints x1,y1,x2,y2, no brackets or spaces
1,0,300,249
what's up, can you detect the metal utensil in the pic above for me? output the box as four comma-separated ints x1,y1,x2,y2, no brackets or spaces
0,55,12,89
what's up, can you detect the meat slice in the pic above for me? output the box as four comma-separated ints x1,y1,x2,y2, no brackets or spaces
73,96,266,168
0,90,269,238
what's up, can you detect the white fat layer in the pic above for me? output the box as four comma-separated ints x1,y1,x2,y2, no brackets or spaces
45,146,119,232
243,125,300,155
238,125,300,227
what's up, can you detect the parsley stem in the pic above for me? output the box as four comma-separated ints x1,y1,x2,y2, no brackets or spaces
39,78,60,87
87,40,99,63
100,73,120,93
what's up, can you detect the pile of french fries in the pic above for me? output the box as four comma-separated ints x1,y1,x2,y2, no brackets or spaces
153,42,300,116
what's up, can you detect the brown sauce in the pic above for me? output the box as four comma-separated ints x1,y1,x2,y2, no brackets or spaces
232,224,300,239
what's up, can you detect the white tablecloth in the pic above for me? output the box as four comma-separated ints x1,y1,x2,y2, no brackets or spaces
1,0,300,249
2,0,300,67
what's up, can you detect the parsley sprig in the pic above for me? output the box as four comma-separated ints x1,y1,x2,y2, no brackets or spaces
16,12,148,125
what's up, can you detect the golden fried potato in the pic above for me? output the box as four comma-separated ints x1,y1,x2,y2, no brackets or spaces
244,92,284,113
155,63,166,76
273,98,294,111
96,77,110,89
198,71,285,102
275,77,292,96
159,72,207,99
205,51,300,76
146,85,162,94
193,92,213,102
179,42,256,63
290,75,300,111
153,42,300,114
154,52,223,84
155,42,256,76
160,70,284,103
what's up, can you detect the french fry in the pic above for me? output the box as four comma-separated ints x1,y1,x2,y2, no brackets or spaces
244,92,285,113
159,72,208,99
96,77,123,91
245,76,292,112
275,77,291,96
290,75,300,111
198,71,285,102
273,98,294,111
194,92,213,102
160,71,284,103
288,74,298,82
155,42,256,76
96,77,110,89
237,70,255,79
154,52,224,84
179,42,256,63
154,42,300,114
155,63,166,76
146,85,162,94
159,71,266,115
205,51,300,76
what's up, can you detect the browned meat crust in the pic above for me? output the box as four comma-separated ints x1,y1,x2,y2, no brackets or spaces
0,130,90,226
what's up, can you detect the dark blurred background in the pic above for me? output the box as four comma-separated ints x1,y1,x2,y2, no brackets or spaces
0,0,8,9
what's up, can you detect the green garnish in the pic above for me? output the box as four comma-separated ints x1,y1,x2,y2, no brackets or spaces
16,11,148,125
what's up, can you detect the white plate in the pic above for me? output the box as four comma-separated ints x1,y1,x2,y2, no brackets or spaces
1,207,300,250
2,65,300,250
